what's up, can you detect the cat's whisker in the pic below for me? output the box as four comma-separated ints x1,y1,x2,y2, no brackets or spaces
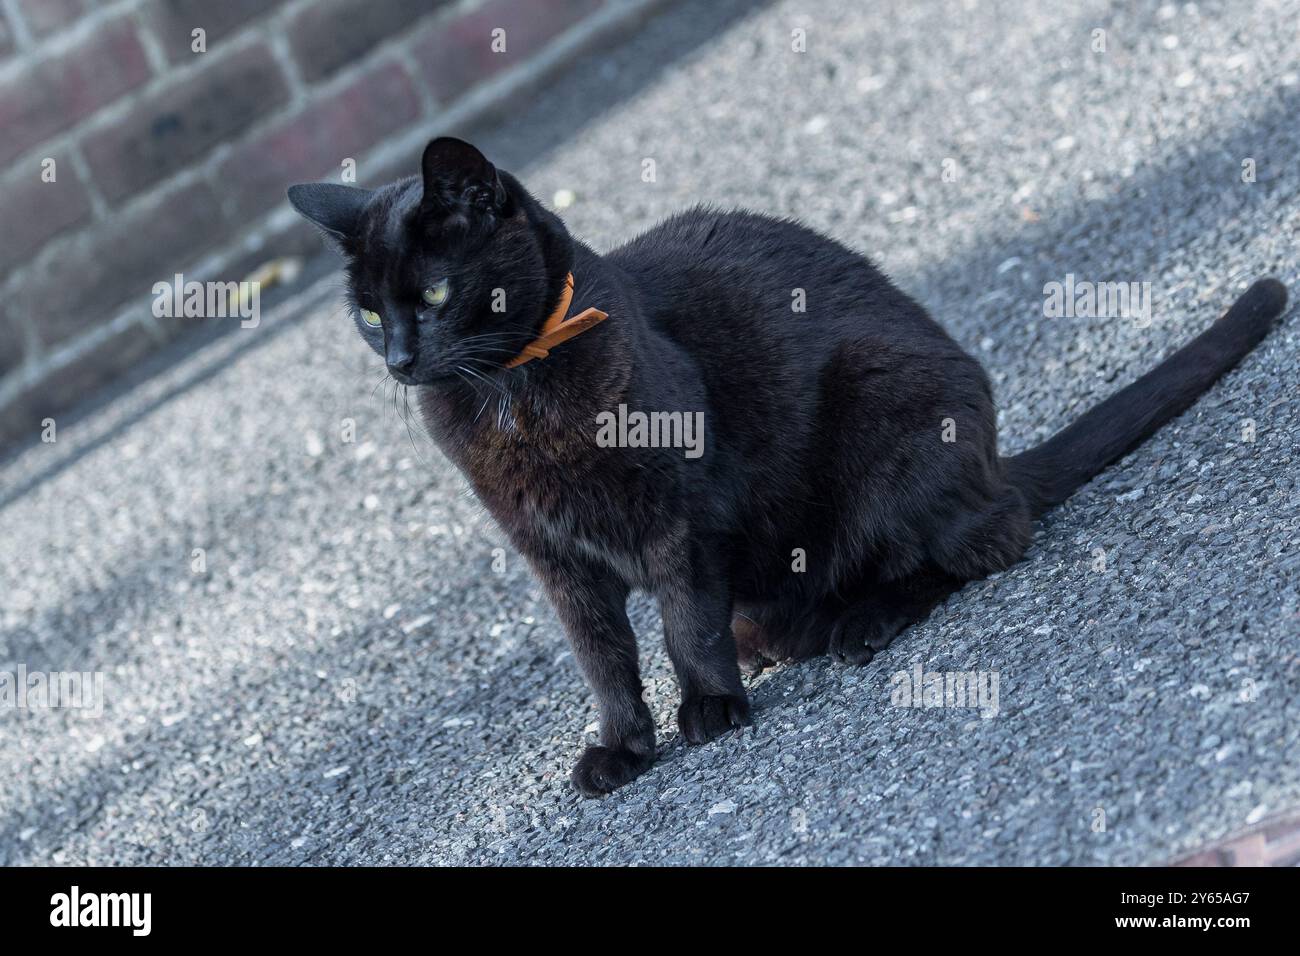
453,357,508,389
397,384,430,465
496,392,511,431
354,364,390,386
457,330,521,341
452,369,494,426
457,366,496,426
471,383,492,426
457,363,512,403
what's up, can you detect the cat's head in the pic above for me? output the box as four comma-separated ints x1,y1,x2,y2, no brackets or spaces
288,137,572,386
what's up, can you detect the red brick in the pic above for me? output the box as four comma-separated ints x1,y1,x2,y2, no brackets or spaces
1174,811,1300,866
13,181,232,350
143,0,289,62
288,0,452,84
0,157,93,276
82,44,290,205
0,218,327,448
217,61,422,221
41,315,169,410
13,0,88,38
0,17,151,166
413,0,603,103
0,310,176,451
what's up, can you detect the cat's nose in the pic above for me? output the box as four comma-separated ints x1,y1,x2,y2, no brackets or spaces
386,351,415,376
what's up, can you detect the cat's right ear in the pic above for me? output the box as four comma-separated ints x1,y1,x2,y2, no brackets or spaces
287,183,371,243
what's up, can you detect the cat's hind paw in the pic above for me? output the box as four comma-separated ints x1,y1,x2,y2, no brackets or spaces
827,601,910,666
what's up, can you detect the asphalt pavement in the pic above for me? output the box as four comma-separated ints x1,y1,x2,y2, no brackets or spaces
2,0,1298,865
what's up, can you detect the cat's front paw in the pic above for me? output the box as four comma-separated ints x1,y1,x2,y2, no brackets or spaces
677,692,751,745
571,744,653,797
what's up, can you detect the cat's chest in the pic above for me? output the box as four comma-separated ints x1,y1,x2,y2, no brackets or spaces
422,390,675,586
526,487,653,585
469,440,665,586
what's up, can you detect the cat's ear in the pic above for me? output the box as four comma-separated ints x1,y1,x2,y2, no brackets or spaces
287,183,372,242
419,137,507,222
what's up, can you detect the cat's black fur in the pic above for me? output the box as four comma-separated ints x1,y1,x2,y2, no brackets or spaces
289,138,1288,796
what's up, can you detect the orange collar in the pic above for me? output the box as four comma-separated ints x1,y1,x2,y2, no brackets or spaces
505,273,608,368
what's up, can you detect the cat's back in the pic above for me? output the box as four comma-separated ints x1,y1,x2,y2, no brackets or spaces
607,206,935,346
609,205,861,278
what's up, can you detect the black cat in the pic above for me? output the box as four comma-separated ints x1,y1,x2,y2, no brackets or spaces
289,137,1287,796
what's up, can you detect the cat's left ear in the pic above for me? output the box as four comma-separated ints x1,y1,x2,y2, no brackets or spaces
419,137,508,222
287,183,372,242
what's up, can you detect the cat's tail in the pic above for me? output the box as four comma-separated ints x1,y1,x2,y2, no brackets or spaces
1006,277,1287,518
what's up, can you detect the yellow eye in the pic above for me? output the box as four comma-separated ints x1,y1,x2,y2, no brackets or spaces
360,308,382,328
421,279,449,307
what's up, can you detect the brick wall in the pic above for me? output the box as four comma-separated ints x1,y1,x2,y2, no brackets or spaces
0,0,664,448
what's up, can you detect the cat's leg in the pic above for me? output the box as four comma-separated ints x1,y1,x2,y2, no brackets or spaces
827,491,1033,665
655,549,751,745
828,485,1033,665
528,547,655,796
827,569,960,666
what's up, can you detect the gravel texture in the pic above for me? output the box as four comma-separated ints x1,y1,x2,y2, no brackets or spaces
2,0,1298,866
